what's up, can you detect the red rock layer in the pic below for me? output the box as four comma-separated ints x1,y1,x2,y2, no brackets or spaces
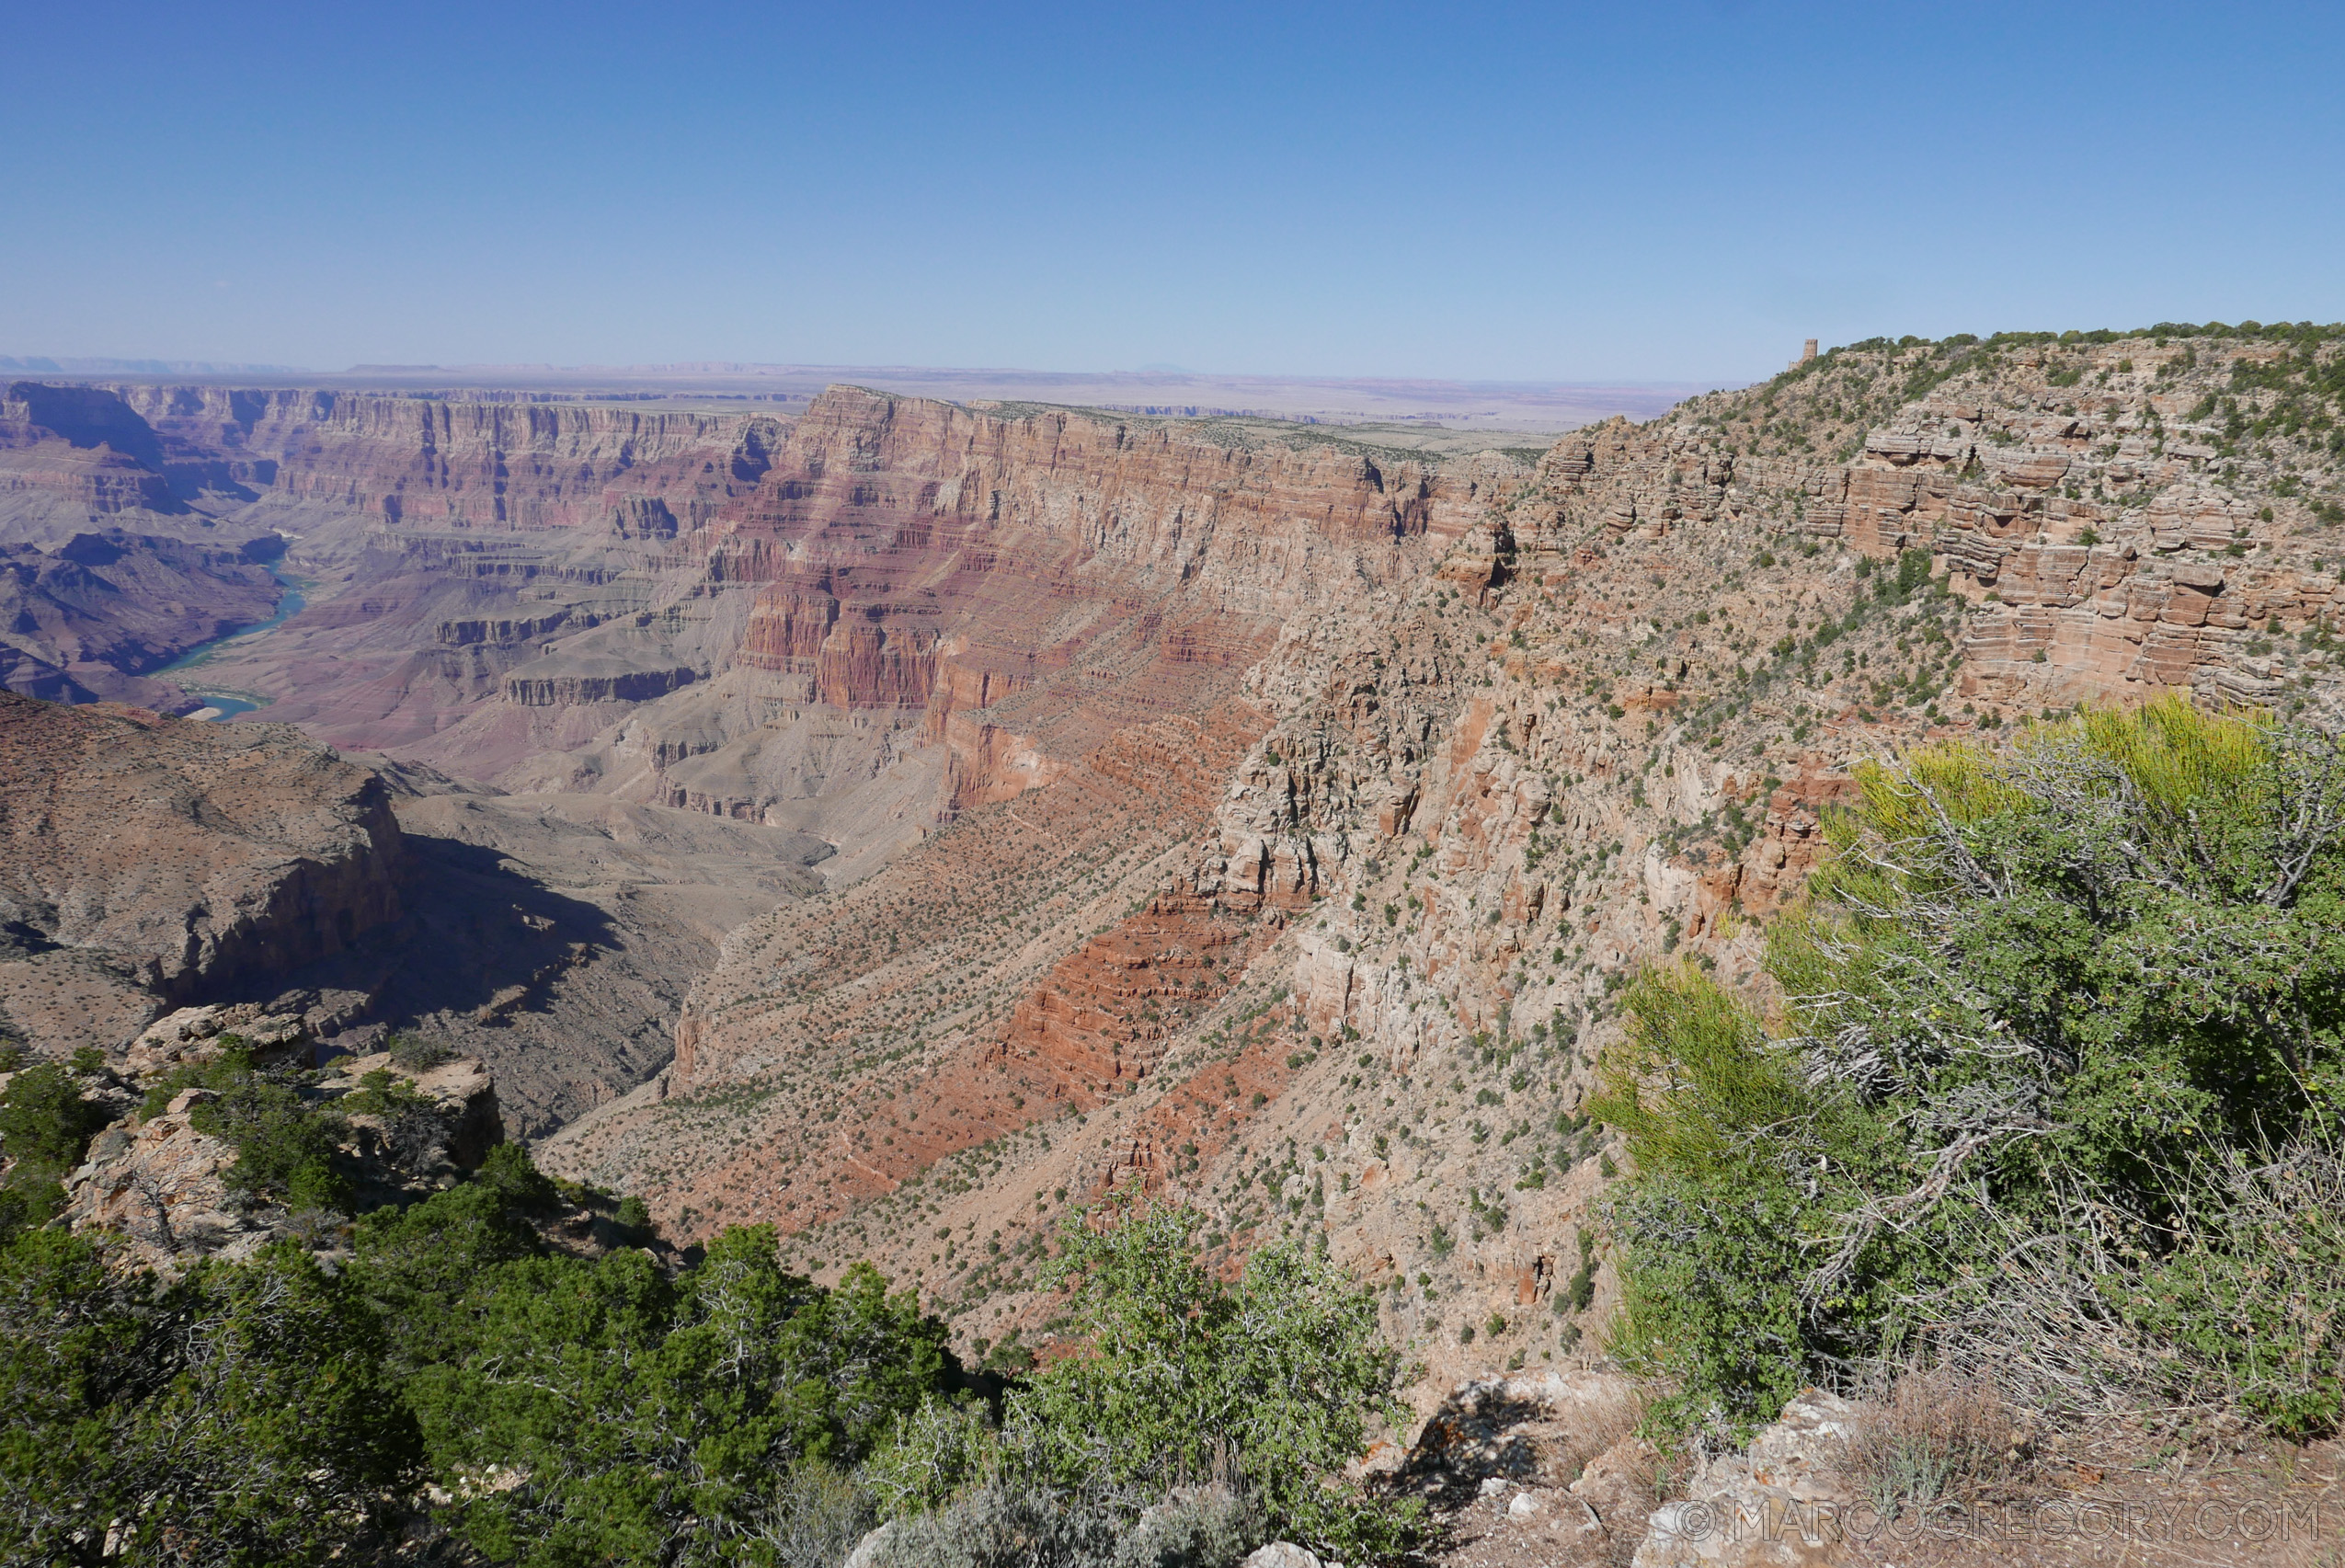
670,388,1496,811
984,893,1286,1103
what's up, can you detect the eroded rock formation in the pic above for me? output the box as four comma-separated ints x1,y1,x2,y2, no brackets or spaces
538,330,2345,1406
0,692,404,1053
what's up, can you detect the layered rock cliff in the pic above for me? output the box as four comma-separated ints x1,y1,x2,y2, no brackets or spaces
543,326,2345,1402
0,382,187,516
211,387,1512,874
104,382,781,531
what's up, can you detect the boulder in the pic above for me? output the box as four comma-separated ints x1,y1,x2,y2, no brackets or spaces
62,1107,257,1269
124,1001,311,1080
841,1522,895,1568
1631,1391,1856,1568
1240,1546,1324,1568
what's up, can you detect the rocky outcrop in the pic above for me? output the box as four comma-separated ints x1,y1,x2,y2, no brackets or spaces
1632,1392,1857,1568
0,693,403,1053
502,665,697,706
1527,337,2345,715
328,1047,505,1174
121,1000,315,1078
60,995,505,1270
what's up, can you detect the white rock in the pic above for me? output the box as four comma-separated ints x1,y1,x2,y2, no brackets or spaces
1241,1545,1325,1568
1630,1390,1857,1568
1508,1489,1543,1518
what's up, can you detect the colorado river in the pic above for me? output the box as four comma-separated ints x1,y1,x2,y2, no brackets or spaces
156,557,307,721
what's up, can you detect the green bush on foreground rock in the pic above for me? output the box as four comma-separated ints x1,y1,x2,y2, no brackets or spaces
132,1037,357,1211
1,1146,1426,1565
865,1194,1424,1565
1596,696,2345,1438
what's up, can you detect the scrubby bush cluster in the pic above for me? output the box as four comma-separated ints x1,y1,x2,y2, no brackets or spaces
0,1141,1416,1565
864,1194,1421,1567
1598,696,2345,1442
132,1041,358,1210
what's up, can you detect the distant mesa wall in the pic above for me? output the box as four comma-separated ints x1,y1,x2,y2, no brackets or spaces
709,386,1503,710
110,383,783,529
0,382,183,513
1,379,782,532
679,388,1517,812
502,667,699,707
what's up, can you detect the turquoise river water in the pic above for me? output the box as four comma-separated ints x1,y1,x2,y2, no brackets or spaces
155,560,307,720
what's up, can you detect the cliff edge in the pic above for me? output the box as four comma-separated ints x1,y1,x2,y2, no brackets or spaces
0,692,404,1055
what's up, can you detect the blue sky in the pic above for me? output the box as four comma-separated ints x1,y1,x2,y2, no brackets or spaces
3,1,2339,383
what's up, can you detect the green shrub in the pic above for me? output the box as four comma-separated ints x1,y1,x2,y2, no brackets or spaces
340,1068,452,1174
5,1149,952,1567
1020,1195,1423,1562
1598,696,2345,1437
0,1056,111,1245
867,1394,1005,1520
874,1482,1125,1568
0,1230,418,1568
140,1036,248,1117
410,1227,950,1563
190,1068,351,1210
0,1059,107,1175
2126,1149,2345,1435
349,1171,551,1372
386,1033,454,1071
1893,546,1933,597
475,1139,560,1210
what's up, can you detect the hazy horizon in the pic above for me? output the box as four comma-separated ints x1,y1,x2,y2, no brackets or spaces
0,355,1724,433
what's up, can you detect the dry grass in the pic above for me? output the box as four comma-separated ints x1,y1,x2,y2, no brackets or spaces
1564,1379,1648,1474
1838,1368,2026,1519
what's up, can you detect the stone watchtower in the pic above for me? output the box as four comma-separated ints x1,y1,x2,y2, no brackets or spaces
1790,338,1818,370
